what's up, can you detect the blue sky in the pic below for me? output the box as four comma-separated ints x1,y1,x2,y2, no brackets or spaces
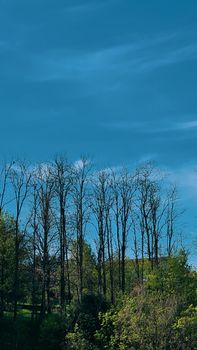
0,0,197,262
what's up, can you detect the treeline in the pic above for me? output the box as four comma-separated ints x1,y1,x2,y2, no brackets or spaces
0,157,196,349
0,158,178,314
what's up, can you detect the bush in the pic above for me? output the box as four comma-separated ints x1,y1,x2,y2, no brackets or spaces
172,305,197,349
97,292,179,350
65,324,98,350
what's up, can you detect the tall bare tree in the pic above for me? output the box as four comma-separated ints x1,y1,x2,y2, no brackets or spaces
53,156,73,314
111,171,121,290
36,164,55,318
111,169,136,293
166,185,179,257
29,177,39,321
105,201,114,303
92,170,110,297
118,169,135,292
10,161,31,319
72,157,91,302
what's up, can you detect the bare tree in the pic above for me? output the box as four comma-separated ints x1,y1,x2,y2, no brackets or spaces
111,171,121,290
92,170,110,297
72,157,91,302
118,169,135,292
149,181,161,267
10,161,31,319
29,177,39,321
35,164,55,318
131,214,141,282
136,163,175,271
111,168,136,293
166,185,179,257
53,156,73,314
137,164,153,264
105,201,114,303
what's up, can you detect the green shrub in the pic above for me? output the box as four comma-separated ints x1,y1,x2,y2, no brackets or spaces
172,305,197,349
65,324,98,350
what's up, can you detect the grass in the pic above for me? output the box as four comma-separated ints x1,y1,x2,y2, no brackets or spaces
4,309,32,319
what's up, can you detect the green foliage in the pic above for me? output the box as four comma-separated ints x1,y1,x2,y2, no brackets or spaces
95,252,197,350
95,310,116,349
82,244,98,294
0,232,196,350
66,324,98,350
65,294,108,349
0,213,15,311
108,292,178,350
146,250,197,305
70,241,98,297
0,212,31,313
172,305,197,349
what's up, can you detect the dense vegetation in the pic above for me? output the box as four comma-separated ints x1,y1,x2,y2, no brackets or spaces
0,158,196,349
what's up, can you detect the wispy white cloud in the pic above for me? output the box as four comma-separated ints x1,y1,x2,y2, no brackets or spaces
135,43,197,74
102,118,197,134
28,29,197,90
29,43,132,82
167,165,197,199
175,120,197,130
